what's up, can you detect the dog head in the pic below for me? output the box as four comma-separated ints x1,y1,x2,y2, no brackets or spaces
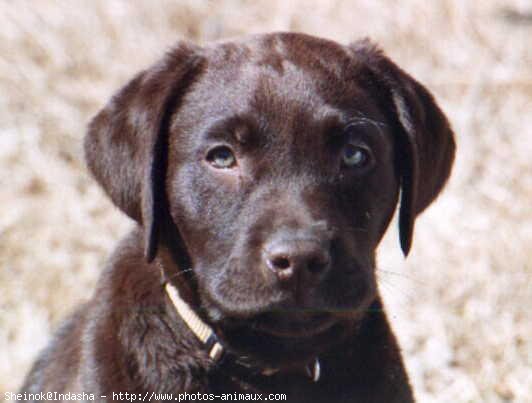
85,33,455,364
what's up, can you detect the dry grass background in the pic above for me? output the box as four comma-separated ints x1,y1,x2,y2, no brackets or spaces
1,0,531,401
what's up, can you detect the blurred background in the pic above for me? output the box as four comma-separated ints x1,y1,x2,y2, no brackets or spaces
0,0,530,401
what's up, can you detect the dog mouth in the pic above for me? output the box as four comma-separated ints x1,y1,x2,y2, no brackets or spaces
218,310,352,366
249,311,337,338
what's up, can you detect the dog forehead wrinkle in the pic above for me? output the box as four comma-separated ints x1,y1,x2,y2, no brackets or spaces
349,114,388,131
197,114,260,146
342,115,391,145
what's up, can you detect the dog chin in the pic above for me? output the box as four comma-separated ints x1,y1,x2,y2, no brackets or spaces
250,311,338,338
215,310,357,367
202,289,374,364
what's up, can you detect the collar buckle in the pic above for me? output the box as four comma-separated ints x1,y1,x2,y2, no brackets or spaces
306,358,321,382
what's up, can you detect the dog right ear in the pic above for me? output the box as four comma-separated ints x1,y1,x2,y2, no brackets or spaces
350,39,456,257
84,41,204,261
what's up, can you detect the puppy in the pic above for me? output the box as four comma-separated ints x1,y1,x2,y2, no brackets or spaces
20,32,455,402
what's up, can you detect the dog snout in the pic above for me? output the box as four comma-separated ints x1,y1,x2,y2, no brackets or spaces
263,231,332,285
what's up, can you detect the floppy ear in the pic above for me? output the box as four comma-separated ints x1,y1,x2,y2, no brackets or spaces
84,42,204,261
351,40,456,256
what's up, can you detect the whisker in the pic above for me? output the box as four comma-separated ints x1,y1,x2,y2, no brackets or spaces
376,267,428,286
377,276,417,305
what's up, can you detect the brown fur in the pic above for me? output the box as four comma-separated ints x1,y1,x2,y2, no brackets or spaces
20,32,455,402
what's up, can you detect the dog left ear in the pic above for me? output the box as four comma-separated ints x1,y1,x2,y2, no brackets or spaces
84,42,205,261
350,40,456,256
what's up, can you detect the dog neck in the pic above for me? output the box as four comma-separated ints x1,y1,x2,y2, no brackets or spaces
160,263,321,382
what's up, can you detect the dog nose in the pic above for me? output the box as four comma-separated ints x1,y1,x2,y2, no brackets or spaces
264,237,331,283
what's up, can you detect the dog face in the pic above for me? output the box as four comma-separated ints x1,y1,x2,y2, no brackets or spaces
85,33,455,363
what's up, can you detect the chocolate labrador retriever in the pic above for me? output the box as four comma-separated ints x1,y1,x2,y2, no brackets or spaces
20,32,455,402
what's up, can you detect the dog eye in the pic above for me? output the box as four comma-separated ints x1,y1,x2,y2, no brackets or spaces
206,146,237,169
342,144,371,168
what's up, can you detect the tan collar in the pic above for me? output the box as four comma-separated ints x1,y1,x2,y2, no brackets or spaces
165,282,224,361
164,281,321,382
